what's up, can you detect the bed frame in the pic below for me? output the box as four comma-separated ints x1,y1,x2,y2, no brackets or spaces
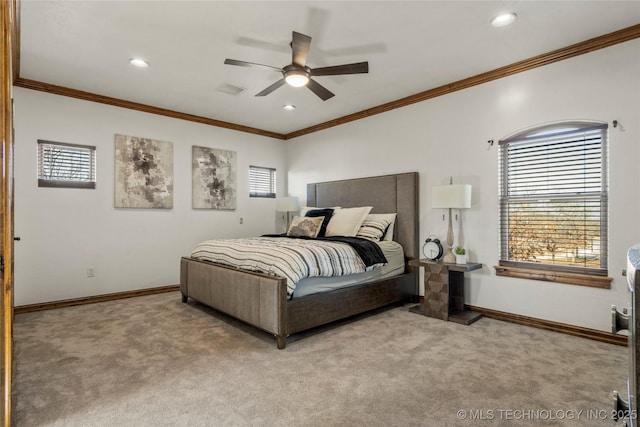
180,172,419,348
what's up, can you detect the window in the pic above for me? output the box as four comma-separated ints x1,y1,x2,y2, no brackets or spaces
498,121,610,287
38,140,96,189
249,165,276,198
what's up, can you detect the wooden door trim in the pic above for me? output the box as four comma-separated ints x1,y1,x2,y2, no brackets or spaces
1,1,16,425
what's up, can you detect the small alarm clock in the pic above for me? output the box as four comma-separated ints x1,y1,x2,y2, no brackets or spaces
423,237,443,261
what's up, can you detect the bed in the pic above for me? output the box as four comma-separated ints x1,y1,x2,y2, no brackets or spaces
180,172,419,348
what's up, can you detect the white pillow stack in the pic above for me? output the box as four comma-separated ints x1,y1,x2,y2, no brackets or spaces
324,206,372,237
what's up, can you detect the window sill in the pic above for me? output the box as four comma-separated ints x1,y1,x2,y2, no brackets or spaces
493,265,612,289
38,179,96,189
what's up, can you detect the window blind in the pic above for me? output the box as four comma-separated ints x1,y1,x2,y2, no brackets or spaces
498,123,608,275
38,140,96,189
249,165,276,198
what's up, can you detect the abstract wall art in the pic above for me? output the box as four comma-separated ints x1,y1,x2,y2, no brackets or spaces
192,146,237,210
114,134,174,209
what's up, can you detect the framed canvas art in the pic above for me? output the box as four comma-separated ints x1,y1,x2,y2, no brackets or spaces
192,146,237,209
114,134,173,209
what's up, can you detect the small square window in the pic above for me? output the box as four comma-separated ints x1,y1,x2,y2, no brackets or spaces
249,165,276,198
38,140,96,189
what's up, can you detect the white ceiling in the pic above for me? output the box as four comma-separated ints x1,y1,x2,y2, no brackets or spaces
18,1,640,136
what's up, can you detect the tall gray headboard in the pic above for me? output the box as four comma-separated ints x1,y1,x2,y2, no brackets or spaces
306,172,419,260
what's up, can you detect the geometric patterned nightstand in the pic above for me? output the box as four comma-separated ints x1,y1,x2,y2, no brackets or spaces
408,259,483,325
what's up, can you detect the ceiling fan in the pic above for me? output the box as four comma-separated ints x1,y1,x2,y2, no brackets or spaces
224,31,369,101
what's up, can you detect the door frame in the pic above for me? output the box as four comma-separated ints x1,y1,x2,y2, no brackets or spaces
1,1,16,425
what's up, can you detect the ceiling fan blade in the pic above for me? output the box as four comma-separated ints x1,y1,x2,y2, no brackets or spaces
236,36,289,54
291,31,312,67
224,59,282,72
306,79,334,101
311,61,369,76
255,79,286,97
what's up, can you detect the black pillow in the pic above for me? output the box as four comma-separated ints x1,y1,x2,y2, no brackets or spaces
304,208,334,237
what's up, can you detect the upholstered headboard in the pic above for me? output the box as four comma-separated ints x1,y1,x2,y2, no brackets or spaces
306,172,419,261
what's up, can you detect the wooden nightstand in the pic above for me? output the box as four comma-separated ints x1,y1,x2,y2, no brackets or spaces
409,259,483,325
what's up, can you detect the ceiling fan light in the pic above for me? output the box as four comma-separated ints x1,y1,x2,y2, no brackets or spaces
285,72,309,87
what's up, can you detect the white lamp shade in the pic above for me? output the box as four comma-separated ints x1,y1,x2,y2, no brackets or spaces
432,184,472,209
276,197,299,212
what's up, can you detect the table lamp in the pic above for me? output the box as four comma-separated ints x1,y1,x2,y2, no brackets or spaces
276,197,299,232
432,179,472,263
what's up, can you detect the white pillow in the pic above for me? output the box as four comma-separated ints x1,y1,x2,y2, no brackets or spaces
366,213,397,241
325,207,373,237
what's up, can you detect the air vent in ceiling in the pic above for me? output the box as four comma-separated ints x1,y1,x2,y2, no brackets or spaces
216,83,246,96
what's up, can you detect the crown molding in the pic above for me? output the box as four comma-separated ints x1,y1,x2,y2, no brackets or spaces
13,77,286,140
10,6,640,141
284,22,640,139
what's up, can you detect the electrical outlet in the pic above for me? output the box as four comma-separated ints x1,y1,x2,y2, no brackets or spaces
87,267,95,277
240,217,243,224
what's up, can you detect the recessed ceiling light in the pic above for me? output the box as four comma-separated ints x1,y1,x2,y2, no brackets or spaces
129,58,149,68
491,13,517,27
283,104,296,111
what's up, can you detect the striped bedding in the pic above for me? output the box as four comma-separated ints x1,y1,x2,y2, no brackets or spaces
190,236,386,297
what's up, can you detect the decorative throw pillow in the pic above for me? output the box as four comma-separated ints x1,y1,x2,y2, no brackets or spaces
304,208,334,237
300,206,341,218
366,213,397,241
325,206,373,237
356,217,392,241
287,216,325,238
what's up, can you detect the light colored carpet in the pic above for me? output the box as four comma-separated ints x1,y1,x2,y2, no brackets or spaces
12,292,628,426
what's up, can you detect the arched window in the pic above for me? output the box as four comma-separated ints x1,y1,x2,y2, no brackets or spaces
497,121,610,287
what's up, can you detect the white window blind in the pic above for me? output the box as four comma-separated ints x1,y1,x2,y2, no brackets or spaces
498,122,608,275
38,140,96,189
249,165,276,198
